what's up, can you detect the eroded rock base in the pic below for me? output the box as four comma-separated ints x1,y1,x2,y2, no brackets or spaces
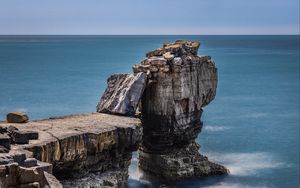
62,167,130,188
139,143,227,180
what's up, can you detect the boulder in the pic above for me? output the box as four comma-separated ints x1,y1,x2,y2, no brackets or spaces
22,158,38,168
97,72,147,116
6,112,29,123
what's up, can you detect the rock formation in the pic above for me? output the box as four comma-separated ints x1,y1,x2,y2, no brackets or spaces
0,113,142,187
0,39,227,187
97,40,228,181
97,73,147,116
6,112,29,123
133,40,228,179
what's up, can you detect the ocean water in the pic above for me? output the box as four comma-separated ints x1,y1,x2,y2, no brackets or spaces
0,35,299,188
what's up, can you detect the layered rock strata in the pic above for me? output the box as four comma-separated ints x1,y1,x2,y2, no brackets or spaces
97,72,147,116
0,113,142,187
134,40,228,179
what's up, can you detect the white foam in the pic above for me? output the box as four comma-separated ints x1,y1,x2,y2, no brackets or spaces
239,113,268,118
204,182,268,188
129,168,152,185
206,152,288,176
204,126,230,132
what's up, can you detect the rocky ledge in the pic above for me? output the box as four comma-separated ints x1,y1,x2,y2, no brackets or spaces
0,113,142,187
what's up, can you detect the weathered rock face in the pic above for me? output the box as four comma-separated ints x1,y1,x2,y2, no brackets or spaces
134,40,228,179
0,113,142,188
97,72,147,116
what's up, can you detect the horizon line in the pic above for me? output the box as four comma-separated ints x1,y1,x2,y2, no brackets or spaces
0,34,299,36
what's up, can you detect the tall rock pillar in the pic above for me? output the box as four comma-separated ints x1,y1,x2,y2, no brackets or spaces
133,40,228,179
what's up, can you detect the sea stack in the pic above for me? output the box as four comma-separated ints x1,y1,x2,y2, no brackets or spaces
134,40,228,179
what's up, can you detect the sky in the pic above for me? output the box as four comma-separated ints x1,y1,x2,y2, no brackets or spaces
0,0,299,35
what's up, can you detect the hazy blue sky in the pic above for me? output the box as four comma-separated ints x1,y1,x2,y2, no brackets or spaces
0,0,299,34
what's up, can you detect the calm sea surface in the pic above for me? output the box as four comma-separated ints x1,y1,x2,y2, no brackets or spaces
0,35,299,188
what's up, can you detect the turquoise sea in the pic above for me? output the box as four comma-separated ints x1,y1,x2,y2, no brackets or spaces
0,35,299,188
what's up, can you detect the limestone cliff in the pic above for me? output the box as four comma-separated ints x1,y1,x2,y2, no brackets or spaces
0,113,142,187
134,40,228,179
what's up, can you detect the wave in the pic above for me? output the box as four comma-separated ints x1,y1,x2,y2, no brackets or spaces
128,152,289,187
238,113,268,118
203,125,230,132
206,152,289,176
204,182,268,188
129,156,152,185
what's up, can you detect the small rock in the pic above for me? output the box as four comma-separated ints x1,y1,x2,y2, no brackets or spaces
163,52,175,61
7,112,29,123
22,158,38,167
